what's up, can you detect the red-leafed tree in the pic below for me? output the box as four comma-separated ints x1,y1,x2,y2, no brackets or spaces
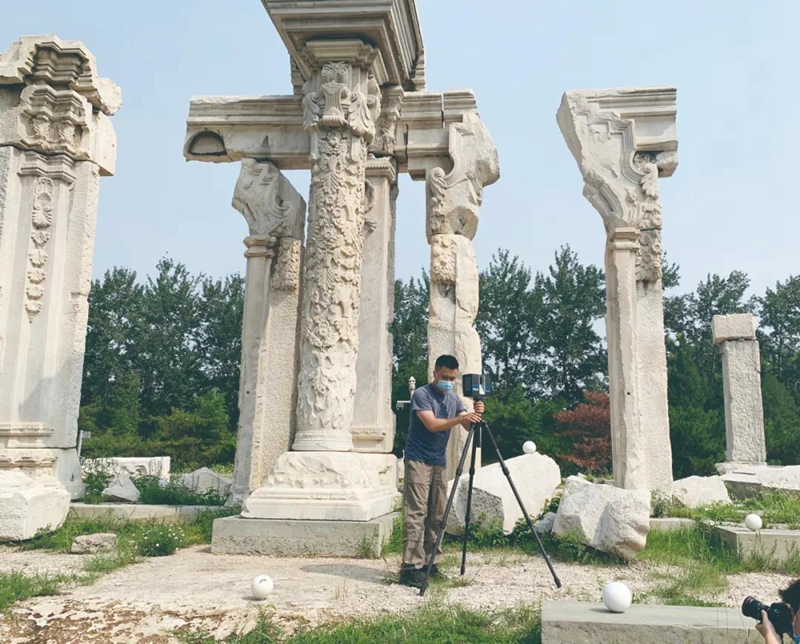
555,391,611,473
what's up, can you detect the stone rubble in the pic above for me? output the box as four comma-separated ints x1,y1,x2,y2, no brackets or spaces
179,467,233,498
70,532,117,554
102,472,140,504
671,475,731,508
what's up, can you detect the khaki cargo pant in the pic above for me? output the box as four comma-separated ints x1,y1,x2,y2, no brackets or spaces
401,458,447,570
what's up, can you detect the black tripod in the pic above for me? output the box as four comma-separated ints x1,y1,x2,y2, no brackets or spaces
419,415,562,596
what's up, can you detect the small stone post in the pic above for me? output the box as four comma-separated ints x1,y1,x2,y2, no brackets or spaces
0,36,120,539
712,314,766,465
229,160,305,501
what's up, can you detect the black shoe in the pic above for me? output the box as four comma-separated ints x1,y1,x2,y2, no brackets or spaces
399,568,425,588
429,564,447,580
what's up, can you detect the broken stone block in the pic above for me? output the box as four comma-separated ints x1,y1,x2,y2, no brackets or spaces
553,480,650,560
179,467,232,498
446,453,561,535
535,511,557,534
0,471,71,541
671,475,731,508
720,464,800,499
83,457,170,480
71,532,117,554
102,472,140,503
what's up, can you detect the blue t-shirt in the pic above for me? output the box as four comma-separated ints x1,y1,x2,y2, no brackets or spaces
404,383,466,466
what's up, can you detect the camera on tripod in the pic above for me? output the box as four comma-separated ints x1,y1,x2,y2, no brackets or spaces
462,374,493,399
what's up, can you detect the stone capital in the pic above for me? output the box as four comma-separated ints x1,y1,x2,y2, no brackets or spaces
712,313,758,344
232,158,306,239
425,111,499,242
0,36,120,175
558,87,678,284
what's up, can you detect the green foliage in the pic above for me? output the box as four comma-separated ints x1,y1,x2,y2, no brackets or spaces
179,605,542,644
82,463,114,505
132,474,227,506
762,373,800,465
381,515,403,555
756,275,800,404
0,571,71,614
660,491,800,530
668,406,725,479
134,523,187,557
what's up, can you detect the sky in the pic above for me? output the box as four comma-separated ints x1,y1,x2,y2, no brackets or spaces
2,1,799,297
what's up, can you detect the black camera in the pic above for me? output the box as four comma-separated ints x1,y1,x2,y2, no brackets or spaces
742,596,794,636
462,374,493,399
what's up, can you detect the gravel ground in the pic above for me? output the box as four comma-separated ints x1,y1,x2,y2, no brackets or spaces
0,545,793,643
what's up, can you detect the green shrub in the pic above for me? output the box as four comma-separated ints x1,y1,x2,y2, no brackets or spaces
134,523,187,557
132,474,226,506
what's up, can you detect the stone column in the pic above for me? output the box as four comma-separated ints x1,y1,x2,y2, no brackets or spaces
712,314,766,465
557,87,678,493
0,36,120,539
425,112,499,480
241,41,397,522
229,160,306,502
352,156,398,453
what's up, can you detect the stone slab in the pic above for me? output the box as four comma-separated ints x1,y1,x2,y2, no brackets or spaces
712,313,757,343
211,512,398,557
69,503,216,523
649,517,697,532
541,601,760,643
714,525,800,562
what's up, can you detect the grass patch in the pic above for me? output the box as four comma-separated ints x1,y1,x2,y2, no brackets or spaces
178,604,542,644
133,475,227,506
0,571,73,614
654,491,800,529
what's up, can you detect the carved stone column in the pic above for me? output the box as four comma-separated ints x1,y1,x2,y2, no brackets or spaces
0,36,120,539
352,156,398,452
425,112,499,480
557,87,677,493
229,160,305,502
712,314,766,465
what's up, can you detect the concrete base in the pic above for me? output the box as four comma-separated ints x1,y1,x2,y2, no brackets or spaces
211,512,398,557
69,503,217,523
542,601,760,643
715,524,800,562
649,518,697,532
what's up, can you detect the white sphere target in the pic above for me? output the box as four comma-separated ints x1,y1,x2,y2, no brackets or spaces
745,513,763,532
251,574,274,599
522,441,537,455
602,582,632,613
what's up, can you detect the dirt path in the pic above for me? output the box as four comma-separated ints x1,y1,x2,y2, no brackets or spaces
0,545,791,643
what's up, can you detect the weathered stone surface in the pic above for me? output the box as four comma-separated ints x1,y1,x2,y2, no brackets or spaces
542,601,761,643
715,525,800,563
242,452,397,521
553,479,651,560
557,87,677,494
70,532,117,554
180,467,232,497
102,472,140,504
720,464,800,499
535,512,557,535
446,453,560,535
212,513,398,557
229,159,305,502
83,457,170,480
713,314,766,465
712,313,757,343
69,503,215,523
0,471,70,541
671,476,731,508
0,36,118,540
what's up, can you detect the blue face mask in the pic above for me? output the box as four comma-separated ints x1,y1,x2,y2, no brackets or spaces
437,379,455,392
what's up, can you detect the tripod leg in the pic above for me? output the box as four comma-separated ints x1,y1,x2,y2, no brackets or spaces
419,423,475,596
460,424,479,575
483,422,562,589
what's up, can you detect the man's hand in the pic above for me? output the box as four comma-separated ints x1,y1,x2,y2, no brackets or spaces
474,401,484,415
463,410,482,424
755,610,781,644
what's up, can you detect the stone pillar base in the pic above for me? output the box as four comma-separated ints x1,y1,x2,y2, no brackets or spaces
211,512,398,557
0,471,71,541
242,452,398,522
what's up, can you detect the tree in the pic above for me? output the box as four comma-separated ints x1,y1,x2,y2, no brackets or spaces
762,373,800,465
669,406,725,478
553,391,611,474
756,276,800,405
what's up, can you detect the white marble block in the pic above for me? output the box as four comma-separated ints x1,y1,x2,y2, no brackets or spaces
557,87,677,494
0,36,119,540
712,314,766,465
671,475,731,508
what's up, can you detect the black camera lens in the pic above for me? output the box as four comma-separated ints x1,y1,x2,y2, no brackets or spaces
742,596,769,621
742,596,794,636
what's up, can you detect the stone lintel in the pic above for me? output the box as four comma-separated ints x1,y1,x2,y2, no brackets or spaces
262,0,423,89
712,313,758,344
183,88,482,174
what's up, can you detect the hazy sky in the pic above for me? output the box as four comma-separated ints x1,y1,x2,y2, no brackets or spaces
3,1,798,297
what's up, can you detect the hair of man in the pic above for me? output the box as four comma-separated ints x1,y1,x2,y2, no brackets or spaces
434,354,459,371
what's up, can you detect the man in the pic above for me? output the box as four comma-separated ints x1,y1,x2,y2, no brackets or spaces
756,578,800,644
399,354,484,588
